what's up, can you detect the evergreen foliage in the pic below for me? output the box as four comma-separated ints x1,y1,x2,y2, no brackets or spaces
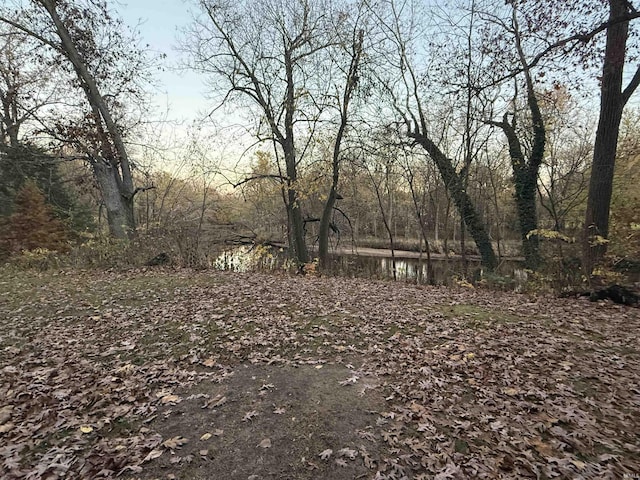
0,144,95,233
0,179,69,256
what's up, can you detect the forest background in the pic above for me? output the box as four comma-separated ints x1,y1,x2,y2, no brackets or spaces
0,0,639,290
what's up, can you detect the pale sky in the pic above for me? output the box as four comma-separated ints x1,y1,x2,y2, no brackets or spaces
120,0,207,124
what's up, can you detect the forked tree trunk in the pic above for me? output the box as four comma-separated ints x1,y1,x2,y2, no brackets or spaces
583,0,638,276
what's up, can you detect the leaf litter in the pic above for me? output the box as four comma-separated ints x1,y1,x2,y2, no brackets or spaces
0,268,639,478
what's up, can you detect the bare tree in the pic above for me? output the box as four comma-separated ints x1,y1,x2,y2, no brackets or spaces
0,0,150,238
184,0,369,266
480,1,546,269
0,31,51,147
318,21,365,268
370,0,498,269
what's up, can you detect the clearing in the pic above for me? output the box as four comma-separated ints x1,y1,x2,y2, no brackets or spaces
0,268,639,479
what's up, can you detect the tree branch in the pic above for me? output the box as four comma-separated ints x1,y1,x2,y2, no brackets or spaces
622,63,640,105
232,173,288,188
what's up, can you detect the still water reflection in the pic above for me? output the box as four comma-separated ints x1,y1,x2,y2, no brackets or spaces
215,245,524,286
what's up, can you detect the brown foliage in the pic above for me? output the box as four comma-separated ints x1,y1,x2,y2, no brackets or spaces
1,269,639,478
0,179,69,255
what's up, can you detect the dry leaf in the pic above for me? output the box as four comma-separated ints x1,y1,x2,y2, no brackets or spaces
243,410,259,422
258,438,271,448
160,394,182,404
319,449,333,460
337,448,357,459
0,406,13,424
200,433,212,441
571,460,587,469
0,422,14,433
80,425,93,434
143,449,163,462
163,436,188,449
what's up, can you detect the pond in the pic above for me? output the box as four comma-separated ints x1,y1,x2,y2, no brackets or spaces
214,245,527,288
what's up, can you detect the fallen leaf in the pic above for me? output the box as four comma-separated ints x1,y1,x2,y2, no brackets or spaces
243,410,259,422
258,438,271,448
339,375,359,386
571,459,586,469
160,394,182,404
200,433,212,441
529,438,555,457
0,406,13,424
163,436,188,449
143,449,164,462
337,447,357,459
80,425,93,434
207,395,227,408
319,449,333,460
0,422,14,433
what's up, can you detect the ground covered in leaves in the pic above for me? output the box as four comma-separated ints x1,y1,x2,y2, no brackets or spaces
0,268,639,479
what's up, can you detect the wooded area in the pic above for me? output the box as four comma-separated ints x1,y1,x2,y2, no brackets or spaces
2,2,640,478
0,0,639,289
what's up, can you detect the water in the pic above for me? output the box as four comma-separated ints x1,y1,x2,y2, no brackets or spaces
214,245,525,287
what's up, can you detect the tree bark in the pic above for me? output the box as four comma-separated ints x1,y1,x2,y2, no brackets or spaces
488,6,546,270
283,49,308,265
583,0,636,275
490,111,543,270
93,161,133,240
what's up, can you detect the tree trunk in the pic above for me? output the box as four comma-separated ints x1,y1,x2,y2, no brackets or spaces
412,132,498,269
93,161,133,239
407,175,434,284
40,0,136,238
319,30,363,269
514,168,540,269
495,117,543,270
583,0,634,275
318,184,338,267
488,7,545,270
287,184,308,264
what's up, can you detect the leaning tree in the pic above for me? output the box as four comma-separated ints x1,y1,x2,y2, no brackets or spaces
0,0,151,238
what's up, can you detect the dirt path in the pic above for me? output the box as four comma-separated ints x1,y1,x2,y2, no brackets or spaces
142,363,384,480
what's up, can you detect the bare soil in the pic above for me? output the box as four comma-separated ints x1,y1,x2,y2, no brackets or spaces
140,363,385,480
